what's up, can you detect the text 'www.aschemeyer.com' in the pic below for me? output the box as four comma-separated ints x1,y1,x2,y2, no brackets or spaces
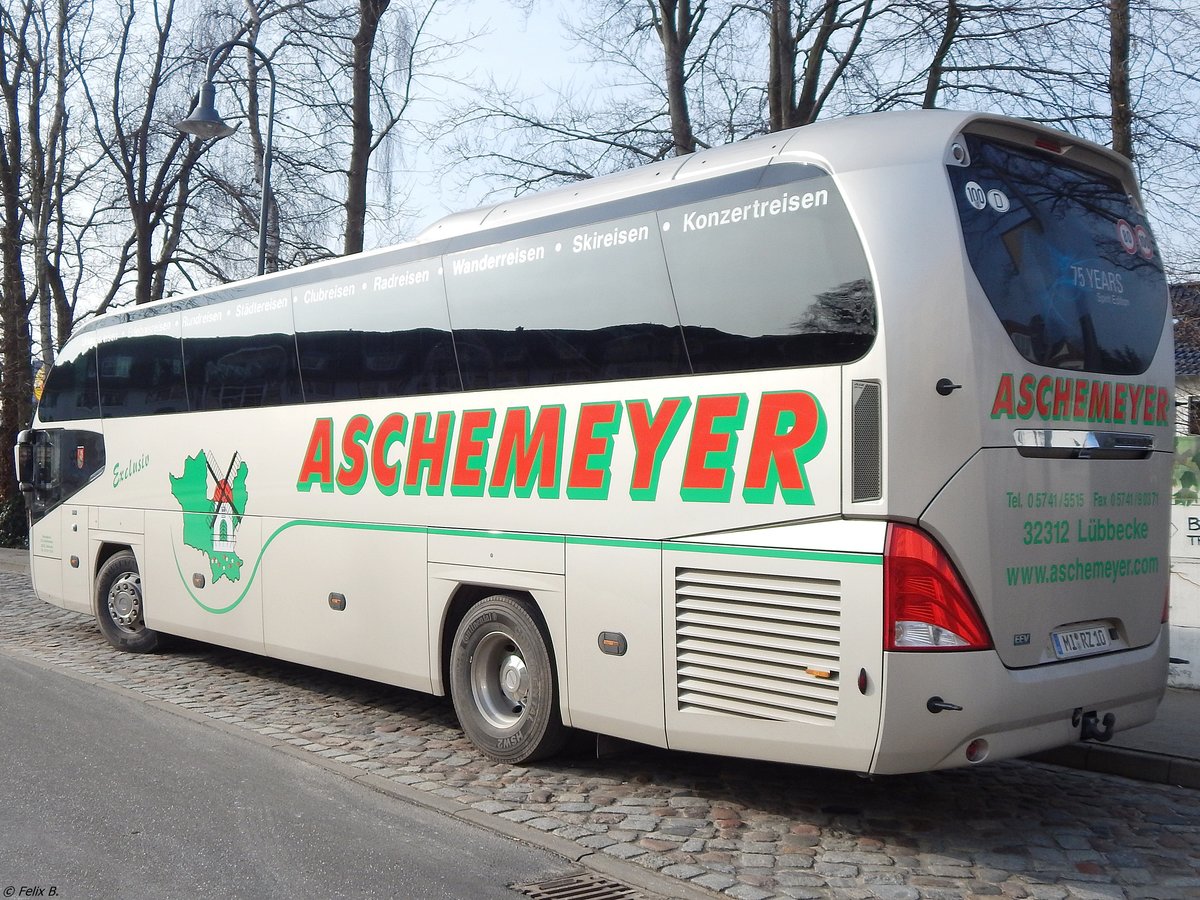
1006,554,1160,587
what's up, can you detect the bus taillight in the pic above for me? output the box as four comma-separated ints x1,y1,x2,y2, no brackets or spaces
884,523,993,651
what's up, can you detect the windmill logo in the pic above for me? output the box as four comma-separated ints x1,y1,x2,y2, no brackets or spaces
169,450,249,583
207,451,242,554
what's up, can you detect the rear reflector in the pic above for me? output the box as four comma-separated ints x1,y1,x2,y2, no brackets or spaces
884,523,993,651
965,738,989,763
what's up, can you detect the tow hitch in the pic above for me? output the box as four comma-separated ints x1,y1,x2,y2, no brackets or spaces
1073,708,1116,743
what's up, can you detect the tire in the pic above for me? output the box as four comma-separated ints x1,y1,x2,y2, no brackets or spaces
94,550,161,653
449,594,567,764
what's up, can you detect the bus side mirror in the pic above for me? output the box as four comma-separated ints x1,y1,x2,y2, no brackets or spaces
15,430,35,494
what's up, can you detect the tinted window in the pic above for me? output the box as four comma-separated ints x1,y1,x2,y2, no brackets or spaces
27,428,105,523
443,211,689,389
949,135,1167,375
38,339,100,422
182,291,303,410
660,164,876,373
293,261,460,400
97,315,188,417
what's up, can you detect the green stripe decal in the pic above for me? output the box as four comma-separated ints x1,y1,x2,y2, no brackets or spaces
565,536,661,551
175,519,880,614
429,527,563,543
173,519,423,614
662,541,881,565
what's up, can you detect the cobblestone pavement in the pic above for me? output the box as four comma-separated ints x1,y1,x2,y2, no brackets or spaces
3,572,1198,900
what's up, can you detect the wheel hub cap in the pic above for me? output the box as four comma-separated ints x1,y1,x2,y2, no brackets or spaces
472,632,530,730
109,573,142,630
499,654,528,703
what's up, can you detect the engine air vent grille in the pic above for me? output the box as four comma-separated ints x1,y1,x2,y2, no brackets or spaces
675,567,841,723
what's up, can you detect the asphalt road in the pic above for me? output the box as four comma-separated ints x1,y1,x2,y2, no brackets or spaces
0,653,576,900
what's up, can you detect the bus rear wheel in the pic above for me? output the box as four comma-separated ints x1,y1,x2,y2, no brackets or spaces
450,594,567,764
94,550,161,653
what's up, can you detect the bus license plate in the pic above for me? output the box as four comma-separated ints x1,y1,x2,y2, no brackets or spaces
1051,626,1110,660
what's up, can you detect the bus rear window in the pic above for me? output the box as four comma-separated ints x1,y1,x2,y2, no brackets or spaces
949,135,1167,376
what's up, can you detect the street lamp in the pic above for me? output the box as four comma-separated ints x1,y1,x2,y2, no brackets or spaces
177,40,277,277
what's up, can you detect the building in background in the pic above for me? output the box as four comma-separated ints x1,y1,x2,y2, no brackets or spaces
1170,282,1200,688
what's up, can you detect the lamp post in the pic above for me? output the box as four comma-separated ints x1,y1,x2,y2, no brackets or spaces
177,40,277,277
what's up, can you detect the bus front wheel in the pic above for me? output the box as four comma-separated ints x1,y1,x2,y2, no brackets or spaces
94,550,161,653
449,594,567,764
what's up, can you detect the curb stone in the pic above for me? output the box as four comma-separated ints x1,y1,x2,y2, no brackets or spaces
1031,744,1200,790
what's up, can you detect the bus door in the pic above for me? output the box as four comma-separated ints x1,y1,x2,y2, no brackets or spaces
17,427,106,613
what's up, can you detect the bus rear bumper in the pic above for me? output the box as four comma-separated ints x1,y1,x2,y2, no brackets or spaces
869,625,1168,774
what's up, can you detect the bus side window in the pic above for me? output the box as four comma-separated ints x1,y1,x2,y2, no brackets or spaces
183,300,304,411
661,167,877,373
185,338,303,410
98,332,188,417
443,212,689,390
294,266,461,402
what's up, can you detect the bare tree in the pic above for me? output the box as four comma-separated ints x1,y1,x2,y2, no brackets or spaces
656,0,704,154
859,2,1092,118
920,0,961,108
25,0,67,362
245,0,459,255
1106,0,1200,277
0,0,49,525
80,0,211,307
442,0,743,196
1107,0,1132,159
764,0,874,130
346,0,392,255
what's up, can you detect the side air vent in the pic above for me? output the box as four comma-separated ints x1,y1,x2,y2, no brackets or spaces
675,568,841,724
851,380,882,502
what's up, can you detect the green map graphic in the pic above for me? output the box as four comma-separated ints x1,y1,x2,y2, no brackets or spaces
169,453,249,583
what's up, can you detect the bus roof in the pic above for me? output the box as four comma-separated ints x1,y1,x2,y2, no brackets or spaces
71,109,1126,339
413,109,1130,243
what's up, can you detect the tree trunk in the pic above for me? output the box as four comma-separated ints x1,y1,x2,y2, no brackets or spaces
0,5,35,505
922,0,961,109
344,0,390,255
134,211,154,304
0,189,34,504
794,1,839,125
34,0,70,361
658,0,698,156
1108,0,1133,160
768,0,795,131
767,0,872,131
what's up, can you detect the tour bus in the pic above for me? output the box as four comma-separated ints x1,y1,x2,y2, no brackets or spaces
16,109,1172,774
